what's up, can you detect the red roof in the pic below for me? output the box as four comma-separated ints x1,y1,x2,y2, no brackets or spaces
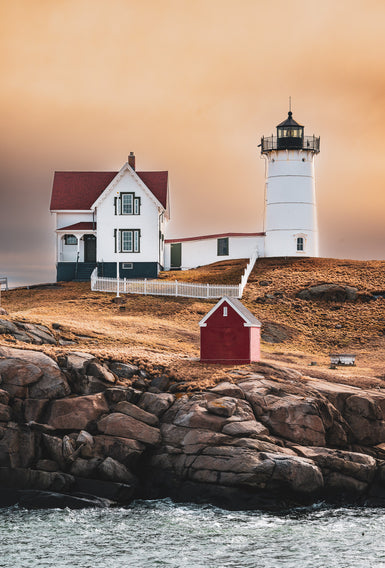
165,232,265,244
137,171,168,210
57,222,96,231
50,170,168,211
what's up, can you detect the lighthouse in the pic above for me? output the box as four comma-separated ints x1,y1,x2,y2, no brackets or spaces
260,109,320,258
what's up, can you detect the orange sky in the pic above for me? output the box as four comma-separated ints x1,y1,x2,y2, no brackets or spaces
1,0,385,286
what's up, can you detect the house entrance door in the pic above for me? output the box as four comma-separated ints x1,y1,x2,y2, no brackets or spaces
170,243,181,269
84,235,96,263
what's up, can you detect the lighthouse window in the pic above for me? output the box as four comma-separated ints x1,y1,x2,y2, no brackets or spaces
297,237,304,251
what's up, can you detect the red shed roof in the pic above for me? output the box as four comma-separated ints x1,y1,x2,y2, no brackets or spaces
50,170,168,211
57,222,96,231
199,296,261,327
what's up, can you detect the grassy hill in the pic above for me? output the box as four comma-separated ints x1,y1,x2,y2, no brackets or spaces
2,257,385,391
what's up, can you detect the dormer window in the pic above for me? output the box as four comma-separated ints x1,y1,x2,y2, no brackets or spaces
115,193,141,215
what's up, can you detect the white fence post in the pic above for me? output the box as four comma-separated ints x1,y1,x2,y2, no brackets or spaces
144,279,147,295
175,280,178,297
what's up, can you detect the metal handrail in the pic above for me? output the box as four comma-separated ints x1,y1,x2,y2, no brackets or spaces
74,251,80,280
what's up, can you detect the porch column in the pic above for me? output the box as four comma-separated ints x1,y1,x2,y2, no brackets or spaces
77,233,84,262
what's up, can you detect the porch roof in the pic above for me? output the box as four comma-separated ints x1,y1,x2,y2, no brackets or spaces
57,222,96,232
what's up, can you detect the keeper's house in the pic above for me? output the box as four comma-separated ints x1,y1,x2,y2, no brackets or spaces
199,296,261,364
50,153,169,281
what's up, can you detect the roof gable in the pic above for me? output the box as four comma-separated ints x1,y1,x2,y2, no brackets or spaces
50,166,168,211
199,296,261,327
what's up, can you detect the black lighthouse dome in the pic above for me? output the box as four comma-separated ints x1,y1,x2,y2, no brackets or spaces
276,111,304,149
260,109,320,154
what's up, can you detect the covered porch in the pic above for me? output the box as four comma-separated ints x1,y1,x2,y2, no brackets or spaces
56,222,97,281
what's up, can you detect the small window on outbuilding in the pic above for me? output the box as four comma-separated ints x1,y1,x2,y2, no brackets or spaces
297,237,304,252
217,237,229,256
223,306,228,317
64,234,77,245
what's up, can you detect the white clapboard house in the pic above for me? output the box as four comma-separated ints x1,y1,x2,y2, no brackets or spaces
50,109,320,281
50,153,169,281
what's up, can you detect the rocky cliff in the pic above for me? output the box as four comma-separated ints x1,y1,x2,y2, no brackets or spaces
1,345,385,509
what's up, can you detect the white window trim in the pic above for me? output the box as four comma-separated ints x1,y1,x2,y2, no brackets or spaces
121,193,133,215
118,193,141,216
120,229,141,253
294,233,307,254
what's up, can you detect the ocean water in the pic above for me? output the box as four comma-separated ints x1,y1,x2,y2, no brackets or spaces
0,499,384,568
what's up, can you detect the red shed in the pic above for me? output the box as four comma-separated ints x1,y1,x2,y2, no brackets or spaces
199,296,261,364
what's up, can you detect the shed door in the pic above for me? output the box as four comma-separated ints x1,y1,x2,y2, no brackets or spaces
170,243,181,269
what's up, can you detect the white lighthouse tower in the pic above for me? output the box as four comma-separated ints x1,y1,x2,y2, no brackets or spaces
260,109,320,257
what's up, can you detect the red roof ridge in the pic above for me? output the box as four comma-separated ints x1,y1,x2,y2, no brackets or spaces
165,232,265,244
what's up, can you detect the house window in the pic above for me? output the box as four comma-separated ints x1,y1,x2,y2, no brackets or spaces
121,193,133,214
297,237,304,251
122,263,133,269
64,234,77,245
119,193,141,215
217,237,229,256
223,306,228,317
119,229,141,253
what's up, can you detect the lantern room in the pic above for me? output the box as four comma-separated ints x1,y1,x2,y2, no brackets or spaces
276,111,304,150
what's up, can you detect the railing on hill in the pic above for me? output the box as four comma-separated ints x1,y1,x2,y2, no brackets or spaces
90,269,241,299
239,247,259,296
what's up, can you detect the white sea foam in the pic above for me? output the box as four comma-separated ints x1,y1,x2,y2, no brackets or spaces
1,501,385,567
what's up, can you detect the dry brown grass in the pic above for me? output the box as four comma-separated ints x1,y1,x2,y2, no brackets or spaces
157,258,248,284
1,257,385,391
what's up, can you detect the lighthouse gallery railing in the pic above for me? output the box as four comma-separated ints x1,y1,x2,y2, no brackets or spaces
260,135,320,153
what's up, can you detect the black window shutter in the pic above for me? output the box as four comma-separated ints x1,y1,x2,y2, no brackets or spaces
114,197,117,215
114,229,117,253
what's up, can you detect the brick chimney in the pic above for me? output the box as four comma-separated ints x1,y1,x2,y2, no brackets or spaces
128,151,135,170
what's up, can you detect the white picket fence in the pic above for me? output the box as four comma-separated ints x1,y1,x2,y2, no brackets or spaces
91,269,241,299
90,248,259,300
